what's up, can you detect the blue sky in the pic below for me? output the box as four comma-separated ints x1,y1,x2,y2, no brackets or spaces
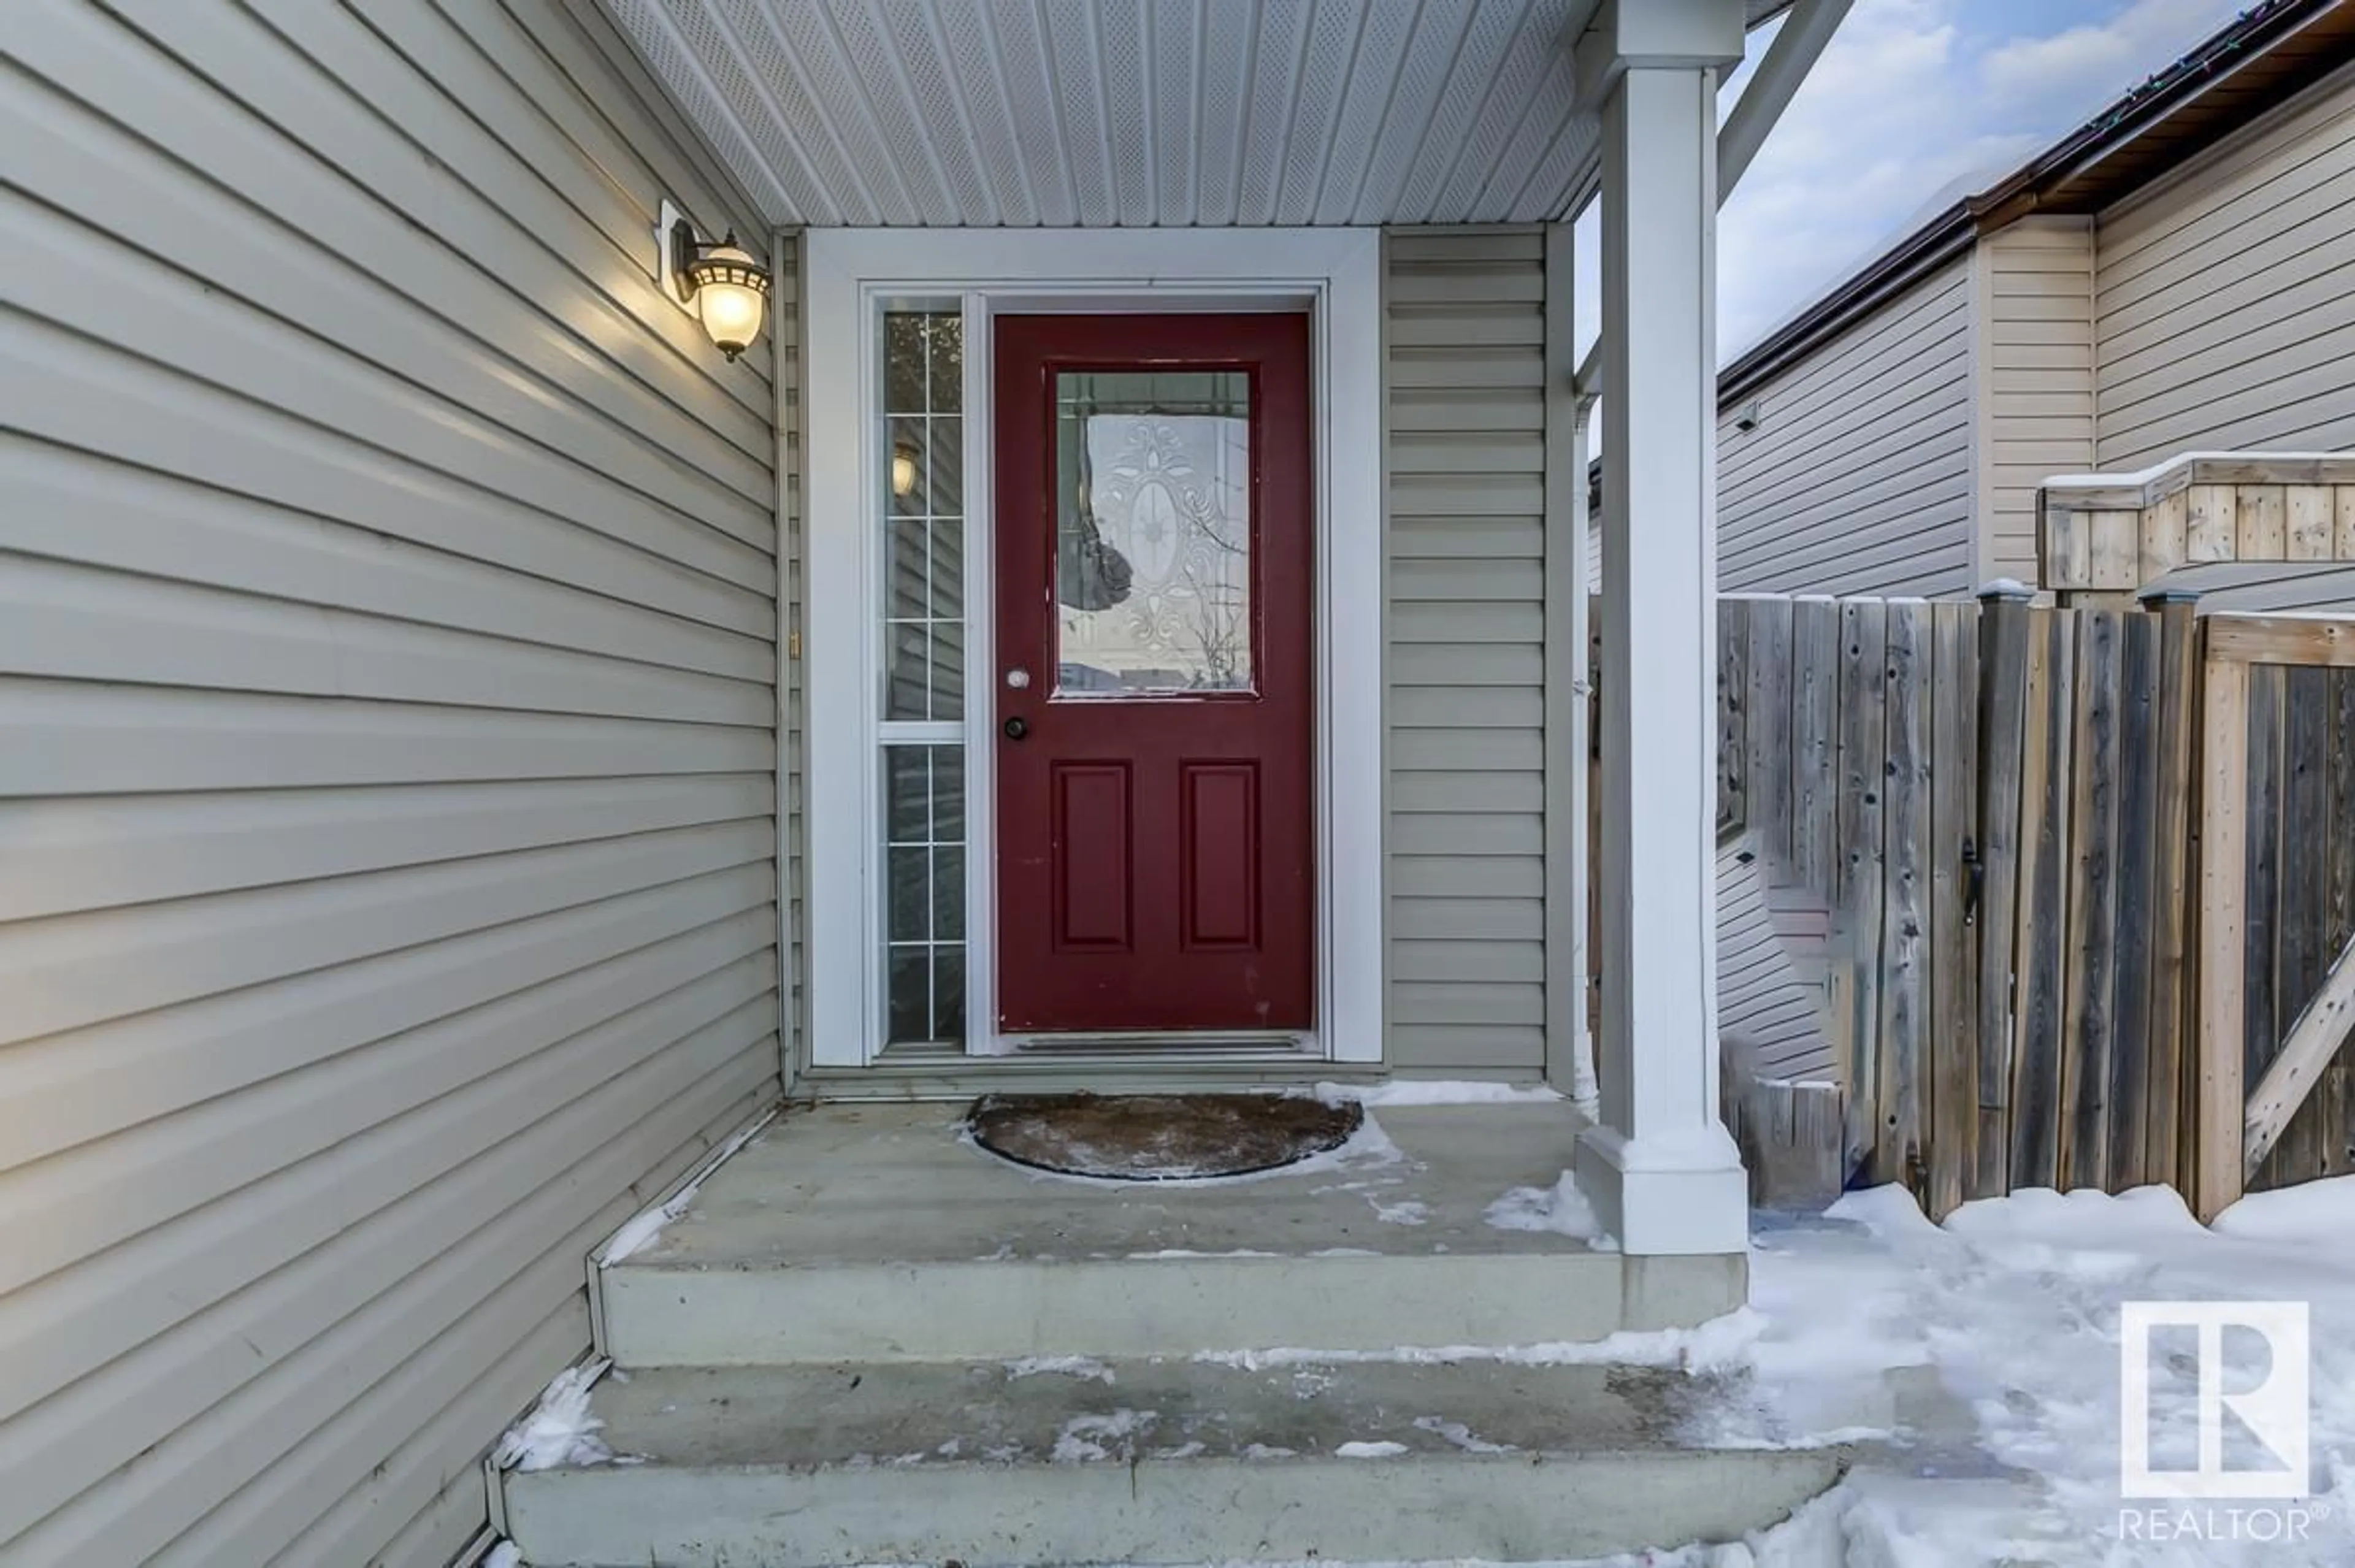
1713,0,2251,359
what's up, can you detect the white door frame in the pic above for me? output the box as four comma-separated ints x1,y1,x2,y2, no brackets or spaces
802,228,1384,1068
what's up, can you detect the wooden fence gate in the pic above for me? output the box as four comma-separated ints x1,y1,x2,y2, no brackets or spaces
1696,591,2355,1220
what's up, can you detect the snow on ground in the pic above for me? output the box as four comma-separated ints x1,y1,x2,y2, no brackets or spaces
1485,1169,1616,1248
1005,1354,1116,1382
1335,1439,1413,1458
1319,1080,1566,1107
598,1111,775,1264
492,1361,612,1473
1706,1176,2355,1565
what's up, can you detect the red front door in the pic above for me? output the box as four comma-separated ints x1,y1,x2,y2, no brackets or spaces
994,313,1314,1034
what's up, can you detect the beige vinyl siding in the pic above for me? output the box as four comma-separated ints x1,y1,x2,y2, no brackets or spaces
1978,219,2097,584
1718,259,1976,595
1715,843,1834,1083
0,3,781,1565
2096,71,2355,466
1382,228,1551,1073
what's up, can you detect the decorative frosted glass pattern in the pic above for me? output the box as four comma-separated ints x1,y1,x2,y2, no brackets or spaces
1053,371,1252,696
883,744,965,1044
883,312,963,721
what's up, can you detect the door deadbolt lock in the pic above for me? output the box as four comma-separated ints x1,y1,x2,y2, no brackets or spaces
1003,716,1028,741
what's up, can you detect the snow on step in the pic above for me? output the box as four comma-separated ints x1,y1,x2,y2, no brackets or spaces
599,1102,1739,1365
503,1357,1853,1568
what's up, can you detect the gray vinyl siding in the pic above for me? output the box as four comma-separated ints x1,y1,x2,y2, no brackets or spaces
1382,228,1551,1073
2096,71,2355,467
1715,842,1835,1084
0,4,781,1566
1978,219,2097,584
1717,259,1976,596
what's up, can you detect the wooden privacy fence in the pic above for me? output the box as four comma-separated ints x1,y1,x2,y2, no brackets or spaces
1706,590,2355,1220
2196,616,2355,1218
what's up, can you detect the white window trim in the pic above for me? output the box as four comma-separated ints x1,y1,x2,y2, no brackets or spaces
803,228,1384,1068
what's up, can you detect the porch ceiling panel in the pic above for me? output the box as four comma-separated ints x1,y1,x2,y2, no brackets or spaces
602,0,1786,228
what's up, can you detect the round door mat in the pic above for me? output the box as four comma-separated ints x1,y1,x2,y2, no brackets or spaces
965,1092,1365,1181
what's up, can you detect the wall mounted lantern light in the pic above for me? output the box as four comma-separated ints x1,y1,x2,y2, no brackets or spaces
659,201,769,361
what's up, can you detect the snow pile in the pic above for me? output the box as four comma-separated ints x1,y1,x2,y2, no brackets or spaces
1334,1439,1411,1458
1414,1415,1515,1453
480,1544,521,1568
492,1361,612,1473
1484,1169,1615,1249
1051,1408,1156,1463
599,1112,774,1264
1005,1355,1114,1382
1195,1312,1763,1376
1369,1197,1430,1226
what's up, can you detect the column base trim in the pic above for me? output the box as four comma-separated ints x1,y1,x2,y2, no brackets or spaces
1577,1123,1750,1256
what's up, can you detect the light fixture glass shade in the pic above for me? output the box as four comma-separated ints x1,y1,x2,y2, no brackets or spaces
684,237,769,360
891,440,919,498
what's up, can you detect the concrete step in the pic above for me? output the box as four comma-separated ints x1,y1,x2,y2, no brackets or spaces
504,1357,1852,1567
602,1102,1742,1364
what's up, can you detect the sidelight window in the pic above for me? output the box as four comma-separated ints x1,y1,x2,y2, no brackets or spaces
878,309,967,1046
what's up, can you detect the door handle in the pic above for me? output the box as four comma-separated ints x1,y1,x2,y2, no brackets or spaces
1003,716,1028,741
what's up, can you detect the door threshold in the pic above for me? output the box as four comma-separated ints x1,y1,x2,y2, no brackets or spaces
1000,1032,1317,1057
802,1038,1371,1103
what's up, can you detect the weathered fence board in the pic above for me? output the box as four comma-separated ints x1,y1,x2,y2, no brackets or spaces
1791,599,1841,898
1837,600,1889,1178
2148,599,2200,1194
2011,609,2075,1191
2061,610,2123,1192
1746,595,1795,870
1880,601,1932,1196
1928,601,1980,1214
1974,591,2032,1199
1718,598,1750,838
2108,612,2161,1189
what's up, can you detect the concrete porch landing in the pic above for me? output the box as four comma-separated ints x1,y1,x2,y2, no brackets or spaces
505,1101,1821,1568
602,1101,1747,1366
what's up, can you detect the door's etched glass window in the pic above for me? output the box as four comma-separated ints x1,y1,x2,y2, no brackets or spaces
883,312,963,721
1052,370,1252,697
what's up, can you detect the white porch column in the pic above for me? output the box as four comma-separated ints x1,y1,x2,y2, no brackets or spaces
1574,0,1750,1257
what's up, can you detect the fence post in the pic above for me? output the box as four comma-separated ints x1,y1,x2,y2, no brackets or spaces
2196,619,2247,1222
1973,583,2034,1198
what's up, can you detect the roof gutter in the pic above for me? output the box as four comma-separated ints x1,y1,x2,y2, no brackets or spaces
1717,199,1977,405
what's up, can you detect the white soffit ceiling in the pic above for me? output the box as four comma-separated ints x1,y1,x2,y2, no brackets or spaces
604,0,1787,228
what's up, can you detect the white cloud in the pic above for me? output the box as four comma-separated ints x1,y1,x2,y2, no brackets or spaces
1713,0,2243,361
1983,0,2238,112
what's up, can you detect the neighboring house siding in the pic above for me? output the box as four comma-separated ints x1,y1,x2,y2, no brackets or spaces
0,6,781,1566
1383,228,1550,1073
1978,218,2097,584
2096,71,2355,466
1718,259,1976,596
1715,842,1835,1084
